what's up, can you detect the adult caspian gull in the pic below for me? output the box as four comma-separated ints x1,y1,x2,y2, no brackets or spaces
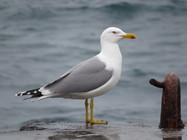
16,27,136,124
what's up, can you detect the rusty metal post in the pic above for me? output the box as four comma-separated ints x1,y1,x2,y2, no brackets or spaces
149,73,184,129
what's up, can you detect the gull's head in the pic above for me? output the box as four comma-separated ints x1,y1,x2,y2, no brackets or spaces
101,27,136,43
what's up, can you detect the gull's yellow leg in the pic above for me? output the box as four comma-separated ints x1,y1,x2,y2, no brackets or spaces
85,99,90,123
90,98,108,124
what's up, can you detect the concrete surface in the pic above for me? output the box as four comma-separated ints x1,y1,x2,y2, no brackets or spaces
0,121,186,140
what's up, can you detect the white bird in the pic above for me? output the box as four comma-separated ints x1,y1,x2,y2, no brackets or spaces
16,27,136,124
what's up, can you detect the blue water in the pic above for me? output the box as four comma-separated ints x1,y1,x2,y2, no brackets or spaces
0,0,187,131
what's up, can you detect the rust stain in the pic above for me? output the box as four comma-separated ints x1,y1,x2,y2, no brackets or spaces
149,73,184,129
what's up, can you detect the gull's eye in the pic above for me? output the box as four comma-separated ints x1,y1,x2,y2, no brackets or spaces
112,31,117,34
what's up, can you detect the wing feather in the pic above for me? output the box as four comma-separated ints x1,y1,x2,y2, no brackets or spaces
42,57,113,94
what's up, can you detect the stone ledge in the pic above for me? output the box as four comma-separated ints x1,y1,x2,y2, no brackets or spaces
0,122,186,140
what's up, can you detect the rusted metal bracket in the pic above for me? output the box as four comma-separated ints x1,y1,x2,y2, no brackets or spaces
149,73,184,129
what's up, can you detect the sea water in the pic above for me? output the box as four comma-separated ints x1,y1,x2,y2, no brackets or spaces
0,0,187,131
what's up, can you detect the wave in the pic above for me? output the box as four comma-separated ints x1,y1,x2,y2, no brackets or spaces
98,2,146,12
100,1,187,14
1,1,187,20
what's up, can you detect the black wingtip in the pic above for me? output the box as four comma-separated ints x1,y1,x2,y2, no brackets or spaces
15,88,42,98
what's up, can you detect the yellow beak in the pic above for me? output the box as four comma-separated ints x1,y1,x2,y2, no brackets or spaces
121,33,136,39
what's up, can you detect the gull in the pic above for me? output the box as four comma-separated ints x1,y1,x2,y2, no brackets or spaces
16,27,136,124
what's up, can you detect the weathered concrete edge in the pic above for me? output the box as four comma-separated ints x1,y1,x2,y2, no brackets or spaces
0,122,186,140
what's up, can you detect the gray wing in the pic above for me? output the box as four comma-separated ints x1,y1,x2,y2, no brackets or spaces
43,56,113,93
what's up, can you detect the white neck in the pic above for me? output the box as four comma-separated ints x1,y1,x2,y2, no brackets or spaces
98,40,122,71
